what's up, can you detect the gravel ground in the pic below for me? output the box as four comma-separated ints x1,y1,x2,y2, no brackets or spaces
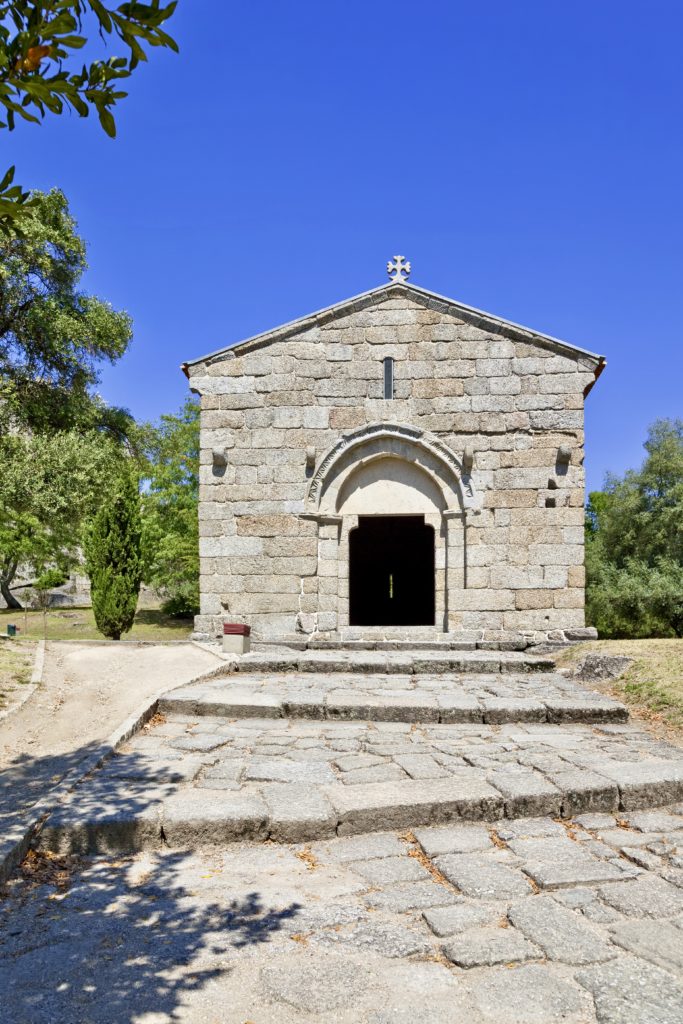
0,642,222,835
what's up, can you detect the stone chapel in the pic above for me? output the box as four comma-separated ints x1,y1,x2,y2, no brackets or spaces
183,260,604,648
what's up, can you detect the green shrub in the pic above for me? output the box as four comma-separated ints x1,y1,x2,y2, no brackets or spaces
586,419,683,638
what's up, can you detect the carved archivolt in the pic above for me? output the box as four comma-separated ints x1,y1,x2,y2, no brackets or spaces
305,422,481,516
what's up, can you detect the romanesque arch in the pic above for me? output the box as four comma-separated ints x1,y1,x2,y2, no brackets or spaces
304,422,480,517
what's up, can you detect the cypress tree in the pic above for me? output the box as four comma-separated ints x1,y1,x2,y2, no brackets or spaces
86,471,142,641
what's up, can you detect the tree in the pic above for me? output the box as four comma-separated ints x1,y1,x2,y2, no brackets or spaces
0,1,178,233
85,470,142,640
142,396,199,616
586,419,683,637
0,429,123,608
0,188,133,432
32,567,68,640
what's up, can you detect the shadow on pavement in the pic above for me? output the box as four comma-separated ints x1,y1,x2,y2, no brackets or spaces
0,745,303,1024
0,741,104,834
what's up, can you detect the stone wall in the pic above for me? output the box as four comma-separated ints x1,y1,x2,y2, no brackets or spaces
187,284,601,644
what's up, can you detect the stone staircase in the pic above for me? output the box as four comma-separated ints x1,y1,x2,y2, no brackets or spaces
159,667,626,726
37,650,683,855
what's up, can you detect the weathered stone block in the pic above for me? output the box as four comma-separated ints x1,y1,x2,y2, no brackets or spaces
435,855,532,899
508,897,615,964
515,590,551,610
443,926,540,967
161,790,269,846
553,589,584,608
325,776,504,835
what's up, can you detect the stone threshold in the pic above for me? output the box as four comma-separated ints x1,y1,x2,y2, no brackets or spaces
233,627,599,653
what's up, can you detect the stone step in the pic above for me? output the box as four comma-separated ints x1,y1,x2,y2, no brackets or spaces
159,673,628,726
271,639,481,652
37,713,683,855
164,667,626,724
235,649,556,676
38,756,683,855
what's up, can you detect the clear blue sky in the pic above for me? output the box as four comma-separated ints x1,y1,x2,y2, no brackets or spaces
6,1,682,492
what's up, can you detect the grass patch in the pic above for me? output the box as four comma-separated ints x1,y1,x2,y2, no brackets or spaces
0,607,193,643
0,641,36,710
555,639,683,730
622,678,681,720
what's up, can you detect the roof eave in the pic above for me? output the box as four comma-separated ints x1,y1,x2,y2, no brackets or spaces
584,356,607,398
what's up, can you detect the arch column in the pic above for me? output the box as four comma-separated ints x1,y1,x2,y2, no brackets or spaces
444,509,466,632
306,514,342,634
336,514,357,630
426,510,447,631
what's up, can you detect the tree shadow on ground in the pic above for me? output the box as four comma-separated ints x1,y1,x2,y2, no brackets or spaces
0,745,304,1024
0,741,105,832
133,608,194,629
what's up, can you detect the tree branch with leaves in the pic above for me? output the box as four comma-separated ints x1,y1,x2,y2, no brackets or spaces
0,187,136,433
0,1,178,233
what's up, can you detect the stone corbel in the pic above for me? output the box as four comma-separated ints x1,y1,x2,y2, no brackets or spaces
299,513,343,526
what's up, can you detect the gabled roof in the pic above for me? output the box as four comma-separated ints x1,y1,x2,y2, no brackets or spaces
182,280,605,379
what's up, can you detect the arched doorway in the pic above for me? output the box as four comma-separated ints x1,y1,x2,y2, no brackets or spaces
303,423,480,635
349,515,435,626
340,457,441,627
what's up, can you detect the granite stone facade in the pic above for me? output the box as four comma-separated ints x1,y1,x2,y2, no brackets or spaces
183,280,604,646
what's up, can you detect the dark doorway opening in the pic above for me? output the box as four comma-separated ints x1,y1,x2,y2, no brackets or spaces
349,515,435,626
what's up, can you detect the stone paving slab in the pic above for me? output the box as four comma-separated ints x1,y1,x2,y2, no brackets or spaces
576,957,683,1024
37,713,683,853
465,963,598,1024
6,808,683,1022
508,895,616,964
443,924,542,967
160,670,629,725
423,901,503,935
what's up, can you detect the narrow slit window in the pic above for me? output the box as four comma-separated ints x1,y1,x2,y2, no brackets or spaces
383,357,394,399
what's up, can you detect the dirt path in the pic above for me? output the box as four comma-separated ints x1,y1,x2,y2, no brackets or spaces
0,642,222,826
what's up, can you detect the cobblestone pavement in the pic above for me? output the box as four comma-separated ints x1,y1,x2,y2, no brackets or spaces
3,810,683,1023
38,712,683,853
161,670,628,724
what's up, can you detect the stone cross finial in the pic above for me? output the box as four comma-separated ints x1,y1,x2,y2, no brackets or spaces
387,255,411,283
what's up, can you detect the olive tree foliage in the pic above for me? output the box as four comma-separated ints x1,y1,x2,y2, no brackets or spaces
0,1,178,233
0,187,143,611
141,396,199,616
586,419,683,638
0,188,133,433
0,429,124,608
